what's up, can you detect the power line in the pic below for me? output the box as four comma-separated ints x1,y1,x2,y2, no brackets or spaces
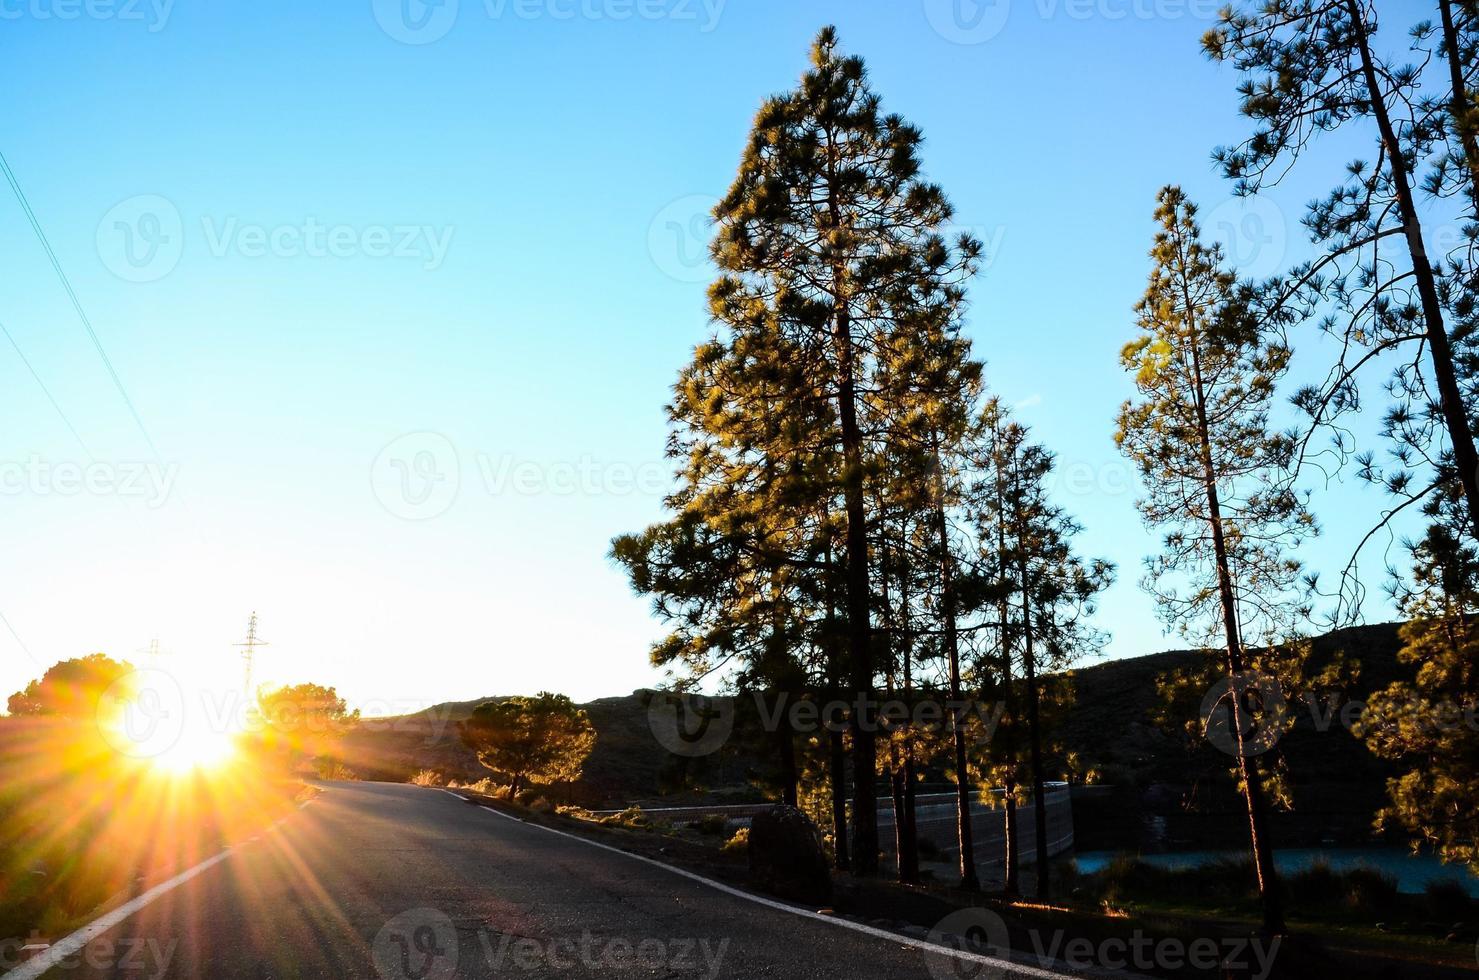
0,607,42,667
234,612,269,697
0,149,159,459
0,317,93,459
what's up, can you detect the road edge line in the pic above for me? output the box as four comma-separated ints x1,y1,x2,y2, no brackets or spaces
4,849,234,980
435,789,1075,980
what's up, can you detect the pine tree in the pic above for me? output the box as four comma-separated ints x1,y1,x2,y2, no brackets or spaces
968,400,1111,900
1358,488,1479,873
1206,0,1479,554
1116,187,1316,934
708,26,978,873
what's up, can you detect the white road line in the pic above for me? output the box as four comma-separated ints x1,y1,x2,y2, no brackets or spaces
4,850,234,980
6,792,330,980
435,790,1076,980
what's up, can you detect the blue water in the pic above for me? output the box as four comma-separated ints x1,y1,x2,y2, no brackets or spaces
1073,848,1479,897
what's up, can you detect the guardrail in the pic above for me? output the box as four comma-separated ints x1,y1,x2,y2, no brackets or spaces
592,781,1075,868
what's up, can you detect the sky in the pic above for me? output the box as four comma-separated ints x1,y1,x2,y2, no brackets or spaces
0,0,1445,714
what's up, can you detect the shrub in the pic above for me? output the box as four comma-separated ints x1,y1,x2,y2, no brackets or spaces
688,814,728,836
598,806,648,829
410,769,441,787
1424,878,1471,921
1287,861,1343,906
1344,867,1400,916
722,827,750,856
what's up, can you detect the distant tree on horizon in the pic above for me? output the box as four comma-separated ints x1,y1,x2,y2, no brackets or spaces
459,692,596,799
5,653,135,722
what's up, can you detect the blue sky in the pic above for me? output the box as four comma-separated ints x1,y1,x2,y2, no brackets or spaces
0,0,1438,711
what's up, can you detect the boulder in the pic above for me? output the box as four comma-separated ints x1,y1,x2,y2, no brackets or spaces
747,804,832,905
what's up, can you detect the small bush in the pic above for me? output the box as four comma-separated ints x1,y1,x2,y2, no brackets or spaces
1424,878,1472,921
448,777,497,795
1344,867,1400,916
722,827,749,856
410,769,441,787
1095,854,1256,907
1287,861,1343,906
688,814,728,836
599,806,648,829
314,761,359,781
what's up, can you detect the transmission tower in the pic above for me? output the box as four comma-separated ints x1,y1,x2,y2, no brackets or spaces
234,612,269,696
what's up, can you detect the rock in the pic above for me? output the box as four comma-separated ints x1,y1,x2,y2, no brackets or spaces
747,805,832,905
1445,933,1461,943
901,925,931,939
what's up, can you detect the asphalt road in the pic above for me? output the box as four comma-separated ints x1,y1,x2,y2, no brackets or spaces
19,782,1068,980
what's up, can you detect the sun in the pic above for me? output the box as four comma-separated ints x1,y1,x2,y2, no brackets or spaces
149,715,239,773
102,667,244,775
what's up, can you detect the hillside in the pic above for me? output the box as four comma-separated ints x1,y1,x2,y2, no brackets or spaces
342,622,1418,848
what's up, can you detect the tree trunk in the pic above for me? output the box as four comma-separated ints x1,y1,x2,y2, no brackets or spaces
1019,596,1052,900
1438,0,1479,218
882,534,920,884
1351,0,1479,544
995,437,1021,899
1184,271,1286,935
934,446,980,891
825,550,851,871
829,727,850,871
777,716,798,807
1012,451,1053,900
898,569,920,884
